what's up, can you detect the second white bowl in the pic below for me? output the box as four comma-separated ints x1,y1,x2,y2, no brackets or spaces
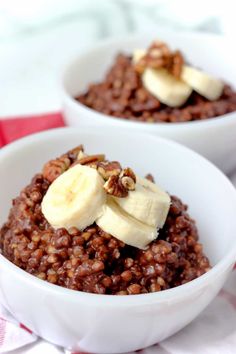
62,30,236,174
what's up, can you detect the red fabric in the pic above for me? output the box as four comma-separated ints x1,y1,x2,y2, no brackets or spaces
0,112,65,147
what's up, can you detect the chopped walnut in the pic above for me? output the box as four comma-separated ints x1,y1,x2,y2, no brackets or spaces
103,175,128,198
42,145,86,182
97,161,122,180
42,156,70,183
134,40,184,78
64,145,84,161
77,154,105,166
168,50,184,78
135,41,171,74
103,167,136,197
120,168,136,183
120,176,135,191
119,168,136,191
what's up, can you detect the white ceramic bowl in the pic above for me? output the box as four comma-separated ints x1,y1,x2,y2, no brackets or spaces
62,30,236,174
1,127,236,354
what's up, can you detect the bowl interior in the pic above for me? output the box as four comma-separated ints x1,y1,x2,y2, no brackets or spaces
1,128,236,268
63,32,236,98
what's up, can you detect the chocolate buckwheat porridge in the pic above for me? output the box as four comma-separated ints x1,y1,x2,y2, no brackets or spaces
77,40,236,123
0,145,211,295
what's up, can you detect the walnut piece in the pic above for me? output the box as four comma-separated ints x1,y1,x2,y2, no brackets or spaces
134,40,184,78
119,168,136,191
77,154,105,166
135,41,171,74
64,145,84,161
120,176,135,191
97,161,122,180
42,145,86,182
103,167,136,197
168,50,184,78
42,156,70,183
103,175,128,198
120,168,136,183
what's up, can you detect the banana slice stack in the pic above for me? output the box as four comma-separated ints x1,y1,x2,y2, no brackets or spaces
42,164,170,249
133,49,224,107
97,176,170,249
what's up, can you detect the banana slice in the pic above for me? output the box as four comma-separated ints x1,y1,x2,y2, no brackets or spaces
181,65,224,101
114,177,170,228
143,68,192,107
133,49,223,103
96,199,157,249
42,164,106,231
133,49,192,107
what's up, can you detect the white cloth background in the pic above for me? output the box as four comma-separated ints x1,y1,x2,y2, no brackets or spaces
0,0,236,116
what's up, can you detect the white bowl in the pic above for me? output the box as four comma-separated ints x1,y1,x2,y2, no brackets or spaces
1,127,236,354
61,30,236,174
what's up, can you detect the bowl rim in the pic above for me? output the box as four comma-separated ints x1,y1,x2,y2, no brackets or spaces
61,31,236,130
1,127,236,306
